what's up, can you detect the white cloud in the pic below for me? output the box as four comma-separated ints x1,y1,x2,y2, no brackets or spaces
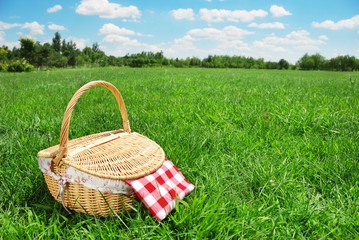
187,26,253,40
249,22,285,29
0,21,45,39
247,31,329,63
312,15,359,30
187,27,222,39
253,30,327,54
270,5,292,18
0,31,19,49
66,37,89,50
164,26,253,58
0,31,5,43
0,21,21,30
171,8,195,20
172,35,196,50
48,23,66,31
99,23,140,47
47,5,63,13
290,30,326,48
222,26,253,39
165,36,207,58
98,23,157,55
101,38,161,57
99,23,135,35
199,8,267,22
102,35,139,45
76,0,141,21
100,25,254,59
22,21,45,36
319,35,328,41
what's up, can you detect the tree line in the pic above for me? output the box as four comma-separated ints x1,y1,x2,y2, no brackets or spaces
1,32,359,72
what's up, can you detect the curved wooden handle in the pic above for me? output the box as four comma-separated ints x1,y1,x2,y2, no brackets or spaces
55,81,131,163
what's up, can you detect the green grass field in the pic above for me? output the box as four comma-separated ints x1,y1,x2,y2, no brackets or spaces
0,67,358,239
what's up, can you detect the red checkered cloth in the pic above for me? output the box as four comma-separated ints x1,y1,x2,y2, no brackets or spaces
124,159,195,221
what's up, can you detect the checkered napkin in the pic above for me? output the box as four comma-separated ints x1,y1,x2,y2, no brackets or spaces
124,159,195,221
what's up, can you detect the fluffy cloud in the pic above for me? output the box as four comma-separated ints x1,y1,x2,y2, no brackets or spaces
312,15,359,30
102,35,139,46
165,26,253,58
66,37,88,50
270,5,292,18
47,5,63,13
100,36,161,56
199,8,267,22
22,21,45,36
247,30,329,62
318,35,329,41
99,23,139,46
0,21,44,38
98,23,153,54
76,0,141,20
48,23,66,31
249,22,285,29
0,21,21,30
171,8,195,20
253,30,327,52
99,23,135,35
0,31,18,49
187,26,253,40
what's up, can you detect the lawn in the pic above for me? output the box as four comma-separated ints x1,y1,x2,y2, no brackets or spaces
0,67,358,239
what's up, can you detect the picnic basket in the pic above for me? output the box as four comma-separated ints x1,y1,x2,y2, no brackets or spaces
37,81,165,216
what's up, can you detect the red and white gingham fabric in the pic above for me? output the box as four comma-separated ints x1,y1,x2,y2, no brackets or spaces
125,159,195,221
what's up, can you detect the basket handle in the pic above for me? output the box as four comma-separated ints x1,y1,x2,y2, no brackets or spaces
54,81,131,164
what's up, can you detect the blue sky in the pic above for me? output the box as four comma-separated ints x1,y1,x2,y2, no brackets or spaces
1,0,358,63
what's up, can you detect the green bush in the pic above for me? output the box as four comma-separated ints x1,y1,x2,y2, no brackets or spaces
7,59,34,72
0,62,8,72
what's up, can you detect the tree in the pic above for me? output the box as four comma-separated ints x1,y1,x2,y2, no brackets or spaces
81,47,93,65
256,58,266,69
266,61,279,69
107,55,120,66
278,59,289,70
91,43,106,66
52,32,61,53
297,53,325,70
189,57,201,67
19,37,36,64
297,54,314,70
202,55,214,68
155,51,164,61
91,42,101,53
329,55,359,71
39,43,53,68
0,46,8,62
311,53,325,70
4,33,359,71
62,40,78,67
162,57,170,66
8,46,21,60
53,55,68,68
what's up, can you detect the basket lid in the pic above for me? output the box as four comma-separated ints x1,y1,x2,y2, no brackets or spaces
38,130,165,180
65,131,165,180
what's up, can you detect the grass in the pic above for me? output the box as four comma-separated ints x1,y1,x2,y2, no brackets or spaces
0,67,358,239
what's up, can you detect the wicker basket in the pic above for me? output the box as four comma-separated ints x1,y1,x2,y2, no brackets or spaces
37,81,165,216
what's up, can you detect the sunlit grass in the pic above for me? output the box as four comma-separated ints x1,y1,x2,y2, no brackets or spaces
0,68,358,239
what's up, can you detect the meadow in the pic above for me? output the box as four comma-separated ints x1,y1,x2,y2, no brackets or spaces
0,67,358,239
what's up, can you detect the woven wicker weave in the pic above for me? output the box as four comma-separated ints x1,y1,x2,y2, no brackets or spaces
38,81,165,216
